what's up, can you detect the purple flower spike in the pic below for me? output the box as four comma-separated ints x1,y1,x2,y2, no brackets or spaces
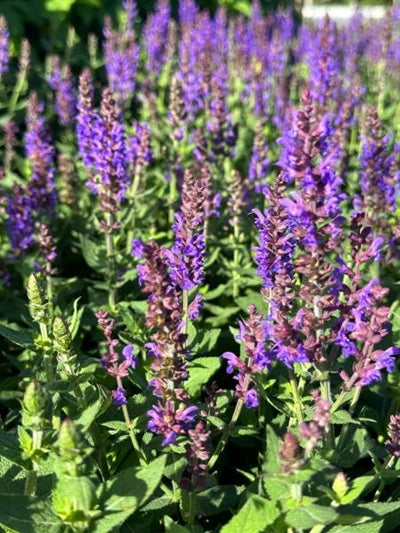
0,15,9,78
103,1,139,105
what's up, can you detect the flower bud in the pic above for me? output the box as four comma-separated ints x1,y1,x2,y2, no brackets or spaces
26,273,48,323
21,380,48,430
53,315,72,355
52,476,97,526
332,471,348,500
57,419,82,464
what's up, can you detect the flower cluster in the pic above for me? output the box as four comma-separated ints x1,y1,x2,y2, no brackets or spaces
77,77,129,218
48,55,76,127
134,241,197,445
222,305,271,409
166,168,207,293
25,92,57,215
103,0,139,105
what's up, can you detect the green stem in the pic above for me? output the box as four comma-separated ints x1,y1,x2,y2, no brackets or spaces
39,322,54,382
373,455,397,502
116,376,145,464
130,170,141,199
46,263,53,319
24,429,42,496
231,223,241,299
9,67,27,114
321,375,334,449
168,165,178,233
105,213,116,311
208,375,250,470
288,368,303,426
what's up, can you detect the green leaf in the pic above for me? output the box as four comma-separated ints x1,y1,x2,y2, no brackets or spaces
76,391,109,431
220,494,279,533
100,421,128,432
285,504,338,529
231,0,251,16
45,0,76,11
338,428,373,468
186,357,221,397
93,455,167,532
331,410,358,425
164,515,191,532
339,476,375,504
79,235,100,269
163,456,187,483
263,476,290,502
263,425,281,474
69,297,84,340
0,495,63,533
0,430,25,467
0,457,25,493
191,328,221,355
328,521,384,533
236,290,269,314
0,323,33,348
196,485,243,517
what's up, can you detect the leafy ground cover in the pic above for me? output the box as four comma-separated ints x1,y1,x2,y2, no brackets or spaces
1,1,400,531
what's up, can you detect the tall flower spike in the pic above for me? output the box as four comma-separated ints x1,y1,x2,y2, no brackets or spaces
78,86,129,217
96,89,129,218
143,0,171,78
25,93,56,215
165,168,206,291
0,15,9,78
135,241,197,444
37,223,57,277
103,0,139,105
6,184,35,256
358,107,400,237
48,56,76,127
248,121,270,193
76,68,98,169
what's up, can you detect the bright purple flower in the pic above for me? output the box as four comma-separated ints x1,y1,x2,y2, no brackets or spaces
131,238,145,259
244,389,259,409
222,352,245,374
188,293,203,320
147,401,198,446
122,344,137,368
112,387,127,406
